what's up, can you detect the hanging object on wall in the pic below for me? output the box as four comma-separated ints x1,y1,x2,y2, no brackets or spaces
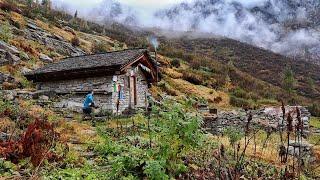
113,75,118,82
118,85,125,100
130,69,135,77
139,63,151,73
120,85,125,100
113,82,117,92
124,77,128,90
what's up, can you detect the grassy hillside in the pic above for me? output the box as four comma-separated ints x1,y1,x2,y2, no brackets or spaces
0,0,320,179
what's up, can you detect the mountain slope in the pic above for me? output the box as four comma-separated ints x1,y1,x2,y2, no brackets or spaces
155,0,320,64
159,36,320,103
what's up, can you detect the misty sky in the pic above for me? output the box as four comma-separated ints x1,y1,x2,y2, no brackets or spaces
52,0,266,18
55,0,188,9
54,0,265,8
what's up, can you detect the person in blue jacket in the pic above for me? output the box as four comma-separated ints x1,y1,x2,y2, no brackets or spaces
83,91,95,117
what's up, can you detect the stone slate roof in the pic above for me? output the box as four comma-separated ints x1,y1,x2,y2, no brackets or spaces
28,48,148,75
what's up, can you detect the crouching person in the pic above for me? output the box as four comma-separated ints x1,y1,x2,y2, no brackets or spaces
83,91,95,122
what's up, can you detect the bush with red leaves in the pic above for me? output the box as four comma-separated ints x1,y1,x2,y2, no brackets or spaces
0,118,61,166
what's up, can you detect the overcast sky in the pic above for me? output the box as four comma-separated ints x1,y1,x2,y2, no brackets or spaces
54,0,188,9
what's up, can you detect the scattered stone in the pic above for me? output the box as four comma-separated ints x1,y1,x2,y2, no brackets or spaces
2,90,17,101
27,22,43,31
0,58,10,66
63,26,76,35
16,90,33,99
20,67,32,74
81,129,96,136
81,152,96,158
68,137,81,144
0,132,10,141
65,113,74,119
39,53,53,63
288,140,313,157
39,95,49,101
12,27,25,36
0,72,15,84
0,40,20,55
5,52,21,65
24,28,85,57
53,34,65,41
289,140,312,148
314,129,320,134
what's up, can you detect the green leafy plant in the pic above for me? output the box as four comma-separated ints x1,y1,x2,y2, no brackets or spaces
224,127,244,159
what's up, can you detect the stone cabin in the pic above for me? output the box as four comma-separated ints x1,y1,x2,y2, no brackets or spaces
25,49,157,114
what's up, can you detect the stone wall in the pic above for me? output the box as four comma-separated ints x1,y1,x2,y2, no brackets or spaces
111,67,149,113
39,76,113,93
38,66,149,114
204,106,311,136
135,68,149,109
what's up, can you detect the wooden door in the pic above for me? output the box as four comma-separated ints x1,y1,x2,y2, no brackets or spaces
129,76,137,108
133,77,137,106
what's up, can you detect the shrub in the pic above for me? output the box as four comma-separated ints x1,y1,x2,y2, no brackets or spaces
0,22,13,43
158,81,179,96
190,59,201,69
71,36,80,46
94,100,203,178
182,71,203,85
231,87,248,99
230,96,255,109
10,20,22,29
0,118,61,166
308,104,320,117
171,59,181,68
91,41,108,53
214,96,223,103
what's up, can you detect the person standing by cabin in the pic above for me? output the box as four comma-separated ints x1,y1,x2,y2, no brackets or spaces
83,91,95,120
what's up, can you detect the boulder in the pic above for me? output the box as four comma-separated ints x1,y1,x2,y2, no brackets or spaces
16,90,33,99
53,34,65,41
24,28,85,57
27,22,43,31
2,90,17,101
54,100,83,113
289,140,312,148
5,52,21,65
288,140,313,157
0,58,10,66
63,26,76,35
39,53,53,63
0,49,6,56
0,72,15,83
0,132,10,141
0,40,20,55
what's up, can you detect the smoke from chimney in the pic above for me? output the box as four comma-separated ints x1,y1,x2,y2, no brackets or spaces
148,36,159,50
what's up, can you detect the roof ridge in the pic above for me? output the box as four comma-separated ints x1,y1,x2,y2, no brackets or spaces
60,47,148,60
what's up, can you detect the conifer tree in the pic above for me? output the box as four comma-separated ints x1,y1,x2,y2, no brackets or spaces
283,67,296,96
74,10,78,18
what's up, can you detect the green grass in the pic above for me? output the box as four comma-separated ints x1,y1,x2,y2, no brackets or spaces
310,117,320,129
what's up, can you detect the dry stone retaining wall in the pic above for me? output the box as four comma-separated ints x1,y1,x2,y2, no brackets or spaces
204,106,311,135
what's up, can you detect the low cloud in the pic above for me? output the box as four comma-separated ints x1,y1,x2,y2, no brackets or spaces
52,0,320,62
